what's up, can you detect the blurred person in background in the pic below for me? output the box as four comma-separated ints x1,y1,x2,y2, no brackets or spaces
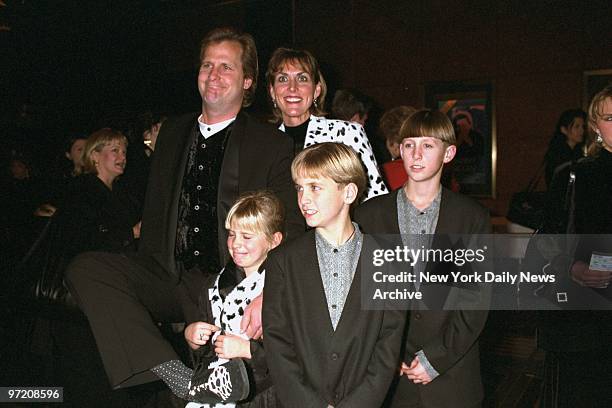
331,88,373,127
34,134,88,217
543,108,586,189
378,105,416,190
123,112,167,210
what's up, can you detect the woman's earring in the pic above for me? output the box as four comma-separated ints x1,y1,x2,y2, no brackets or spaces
313,99,318,108
273,99,277,109
596,130,603,143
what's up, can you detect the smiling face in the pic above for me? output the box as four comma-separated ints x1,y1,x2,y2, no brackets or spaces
227,223,274,274
400,137,456,185
91,140,127,184
594,97,612,152
269,62,322,127
197,40,253,122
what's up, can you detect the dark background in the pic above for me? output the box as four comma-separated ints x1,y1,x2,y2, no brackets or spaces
2,0,612,214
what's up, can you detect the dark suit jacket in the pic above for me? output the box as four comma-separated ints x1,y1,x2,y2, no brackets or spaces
354,188,490,408
263,230,406,408
137,111,304,282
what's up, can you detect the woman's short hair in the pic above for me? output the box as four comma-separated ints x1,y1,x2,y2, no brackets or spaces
199,27,258,107
587,85,612,156
266,47,327,121
379,106,417,145
399,109,456,145
82,128,128,175
291,142,366,204
225,191,285,243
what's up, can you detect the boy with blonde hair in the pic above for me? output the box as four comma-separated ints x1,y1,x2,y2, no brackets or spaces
263,142,404,408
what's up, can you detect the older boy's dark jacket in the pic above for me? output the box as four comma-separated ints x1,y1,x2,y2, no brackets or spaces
263,229,405,408
354,187,490,408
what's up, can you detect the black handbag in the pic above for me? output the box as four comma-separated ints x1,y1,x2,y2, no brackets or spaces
507,162,546,230
17,212,77,309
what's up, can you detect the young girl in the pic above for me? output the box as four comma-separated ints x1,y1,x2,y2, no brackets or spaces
184,191,283,407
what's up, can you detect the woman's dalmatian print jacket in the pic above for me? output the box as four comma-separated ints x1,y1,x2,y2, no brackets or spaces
280,115,389,201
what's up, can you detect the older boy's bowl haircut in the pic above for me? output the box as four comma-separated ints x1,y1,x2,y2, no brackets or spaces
291,142,367,202
399,109,457,145
225,190,285,243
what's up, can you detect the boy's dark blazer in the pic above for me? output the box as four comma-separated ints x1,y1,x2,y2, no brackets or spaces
263,229,406,408
137,110,304,282
354,188,490,408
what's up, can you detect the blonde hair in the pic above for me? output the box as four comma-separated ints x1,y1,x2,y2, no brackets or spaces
82,128,128,175
266,47,327,122
291,142,367,204
587,85,612,157
225,191,285,243
399,109,456,145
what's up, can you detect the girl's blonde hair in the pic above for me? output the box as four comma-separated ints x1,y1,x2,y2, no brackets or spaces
225,191,285,243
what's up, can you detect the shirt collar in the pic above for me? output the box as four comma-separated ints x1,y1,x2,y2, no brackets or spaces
315,222,362,252
198,116,236,139
401,186,442,215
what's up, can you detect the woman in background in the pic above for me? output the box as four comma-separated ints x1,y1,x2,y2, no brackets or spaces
50,128,142,407
35,134,88,217
60,128,141,255
543,108,586,188
378,105,416,190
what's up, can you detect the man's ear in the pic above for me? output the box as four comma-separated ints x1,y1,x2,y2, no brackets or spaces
443,144,457,163
65,152,71,160
343,183,358,205
243,77,253,90
560,126,569,136
270,232,283,250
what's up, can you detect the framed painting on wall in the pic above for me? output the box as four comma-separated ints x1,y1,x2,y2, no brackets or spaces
425,81,496,198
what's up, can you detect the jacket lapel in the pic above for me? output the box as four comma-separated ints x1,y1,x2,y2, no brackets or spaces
217,112,245,265
161,115,199,274
333,255,364,336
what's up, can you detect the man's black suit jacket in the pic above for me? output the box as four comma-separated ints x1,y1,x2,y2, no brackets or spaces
137,111,304,282
263,230,406,408
354,187,490,408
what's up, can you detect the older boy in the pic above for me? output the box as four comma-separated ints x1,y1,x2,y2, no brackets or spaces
263,143,405,408
355,109,490,408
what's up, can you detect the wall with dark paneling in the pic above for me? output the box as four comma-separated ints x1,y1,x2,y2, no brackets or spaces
293,0,612,215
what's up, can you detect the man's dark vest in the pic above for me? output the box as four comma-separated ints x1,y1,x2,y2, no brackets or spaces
175,122,233,274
